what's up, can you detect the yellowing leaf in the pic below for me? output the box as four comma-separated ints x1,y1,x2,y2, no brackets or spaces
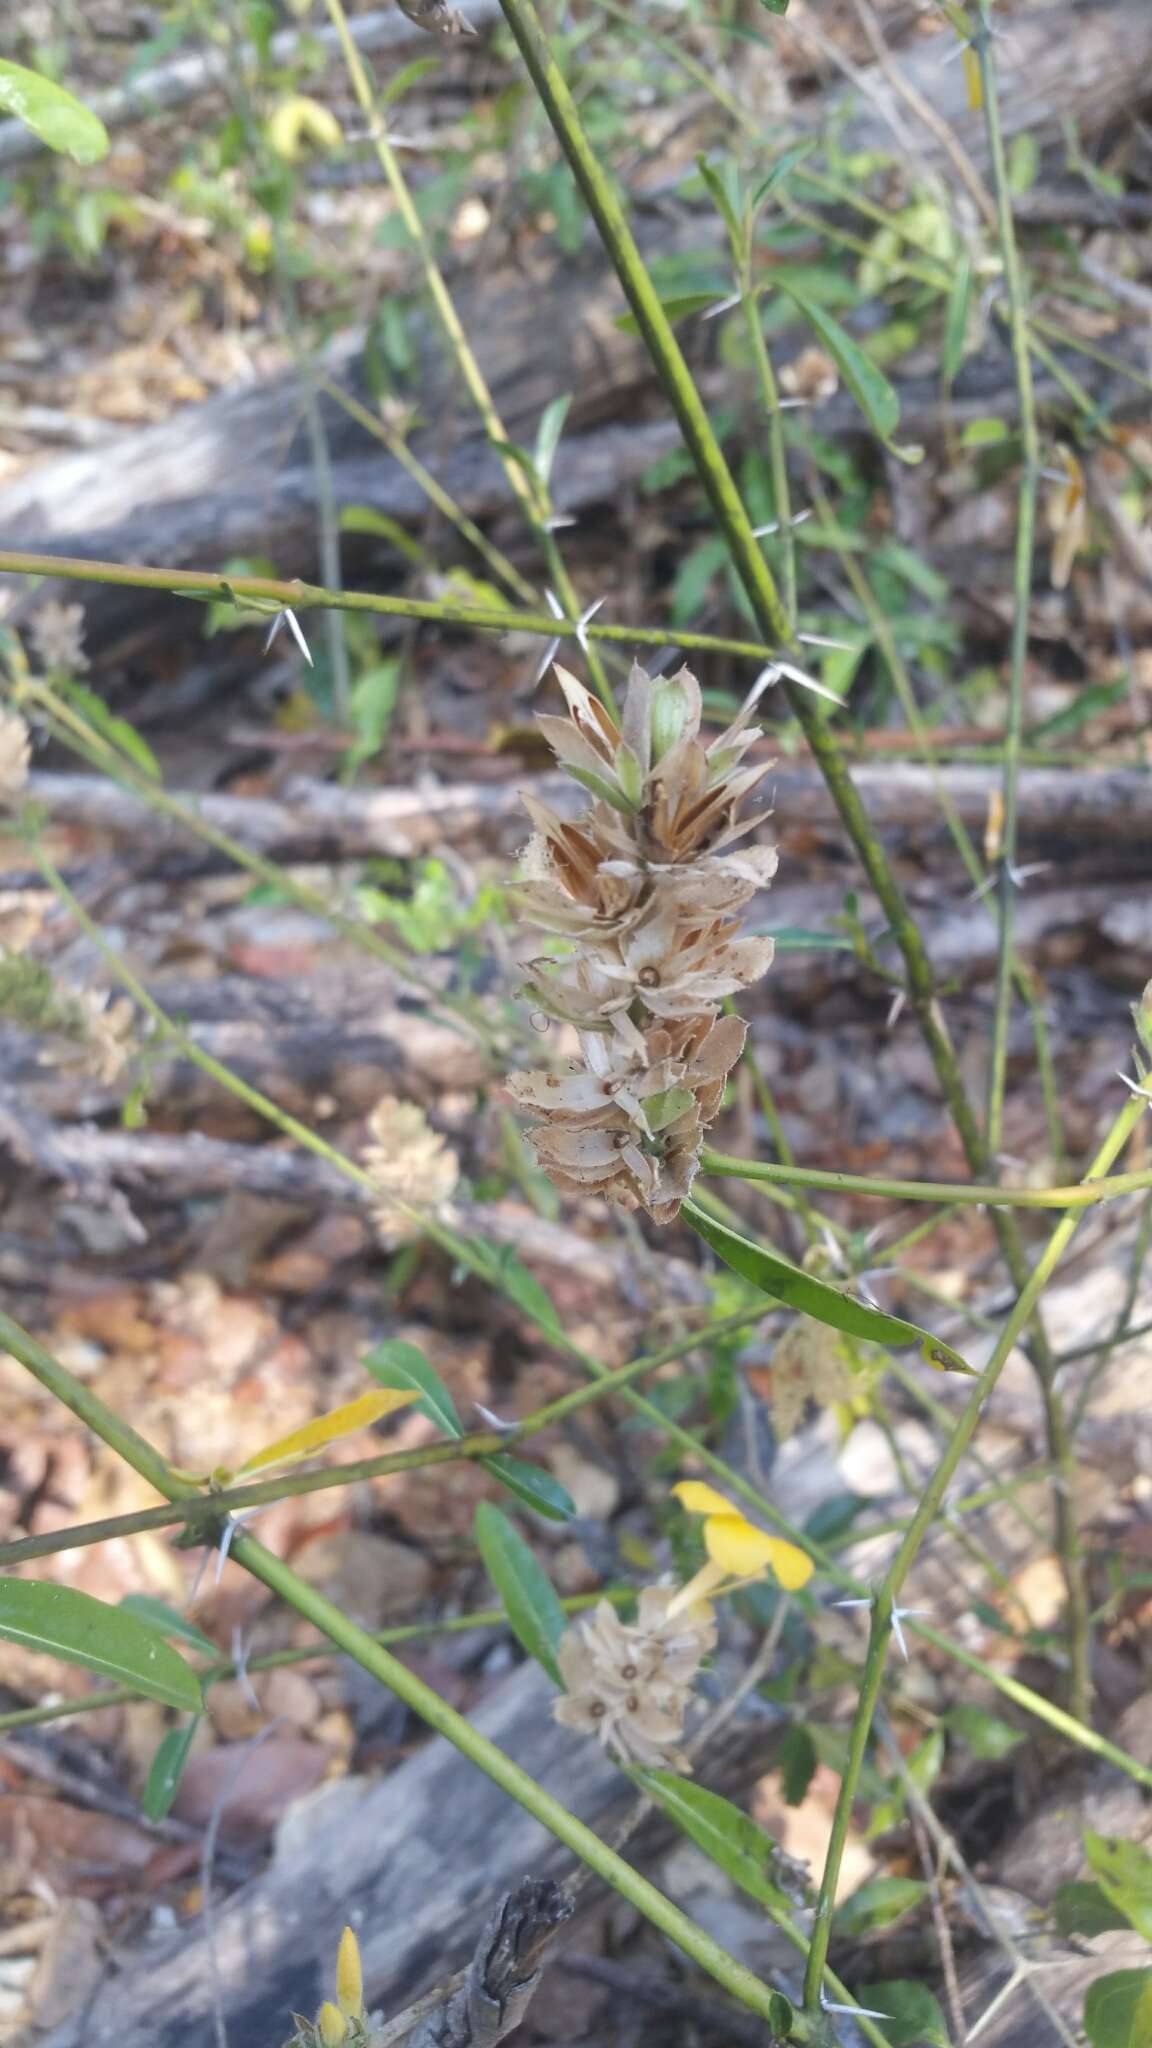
705,1516,814,1590
237,1388,418,1475
672,1480,738,1518
961,45,983,111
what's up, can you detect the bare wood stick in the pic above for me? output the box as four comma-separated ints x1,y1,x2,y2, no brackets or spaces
399,1878,572,2048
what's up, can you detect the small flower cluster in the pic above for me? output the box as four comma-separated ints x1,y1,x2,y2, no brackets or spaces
0,950,136,1084
553,1585,717,1772
361,1094,459,1246
552,1485,813,1773
506,663,777,1221
0,707,30,803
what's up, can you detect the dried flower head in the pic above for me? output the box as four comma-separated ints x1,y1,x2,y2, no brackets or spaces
0,951,137,1084
768,1318,855,1439
362,1094,459,1245
779,347,839,404
0,708,31,802
506,663,777,1220
551,1584,717,1772
28,600,89,675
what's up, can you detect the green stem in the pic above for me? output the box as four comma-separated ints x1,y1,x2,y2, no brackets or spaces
319,375,540,607
699,1147,1152,1209
0,548,772,663
977,6,1089,1727
800,1082,1150,2012
740,275,797,626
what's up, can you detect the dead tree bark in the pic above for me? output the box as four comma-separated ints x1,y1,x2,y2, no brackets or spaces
37,1662,783,2048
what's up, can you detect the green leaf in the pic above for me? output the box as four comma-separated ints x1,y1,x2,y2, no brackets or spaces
142,1715,201,1822
615,291,726,337
380,54,439,106
533,395,572,488
466,1240,565,1342
775,283,899,440
1052,1883,1135,1939
860,1980,949,2048
0,60,109,163
338,507,424,564
363,1338,462,1437
778,1723,818,1806
474,1502,566,1685
696,153,743,245
1029,675,1129,743
768,1991,796,2036
1085,1834,1152,1940
942,253,973,386
63,682,160,779
961,416,1009,448
833,1876,929,1940
482,1454,575,1523
752,141,814,210
345,660,401,773
767,926,854,954
944,1703,1024,1760
1083,1970,1152,2048
759,0,792,15
682,1202,975,1374
906,1727,944,1795
639,1771,794,1911
0,1580,201,1713
119,1594,217,1661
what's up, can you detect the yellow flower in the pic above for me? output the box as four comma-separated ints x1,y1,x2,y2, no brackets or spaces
672,1480,814,1604
335,1927,364,2021
267,94,343,162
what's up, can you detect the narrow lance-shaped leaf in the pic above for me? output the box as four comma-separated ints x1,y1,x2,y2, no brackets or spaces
942,252,974,386
142,1715,201,1822
533,395,572,489
775,281,900,441
0,1580,201,1713
682,1200,975,1374
119,1593,217,1660
237,1387,419,1476
0,60,109,162
474,1502,566,1685
638,1771,796,1912
363,1339,463,1437
482,1455,575,1523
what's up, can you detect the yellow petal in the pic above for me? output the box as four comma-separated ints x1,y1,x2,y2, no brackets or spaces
704,1515,814,1591
238,1387,418,1476
317,2003,347,2048
335,1926,363,2018
672,1479,737,1518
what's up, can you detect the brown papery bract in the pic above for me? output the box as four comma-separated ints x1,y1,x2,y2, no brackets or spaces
506,662,777,1220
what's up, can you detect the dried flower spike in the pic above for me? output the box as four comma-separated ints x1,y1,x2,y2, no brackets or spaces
0,708,31,802
506,662,777,1220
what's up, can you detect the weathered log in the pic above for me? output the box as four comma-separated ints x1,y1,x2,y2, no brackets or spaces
38,1661,785,2048
25,760,1152,869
